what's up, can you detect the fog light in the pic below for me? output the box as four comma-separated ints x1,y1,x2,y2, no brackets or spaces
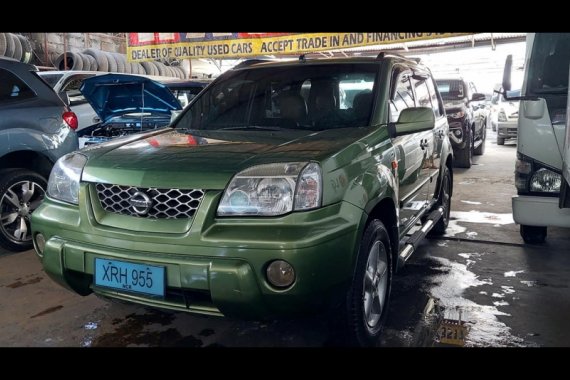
266,260,295,288
35,233,46,255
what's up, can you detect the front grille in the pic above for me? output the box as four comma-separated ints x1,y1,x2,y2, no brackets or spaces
95,183,204,219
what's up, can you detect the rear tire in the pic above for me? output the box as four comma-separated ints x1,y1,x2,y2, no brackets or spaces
520,225,547,244
0,169,47,252
344,219,392,346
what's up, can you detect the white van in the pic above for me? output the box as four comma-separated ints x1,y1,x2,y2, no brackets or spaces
502,33,570,243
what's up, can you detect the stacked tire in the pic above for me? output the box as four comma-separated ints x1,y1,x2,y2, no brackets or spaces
54,48,186,79
0,33,34,63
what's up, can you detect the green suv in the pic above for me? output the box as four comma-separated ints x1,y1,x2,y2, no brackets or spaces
31,54,453,345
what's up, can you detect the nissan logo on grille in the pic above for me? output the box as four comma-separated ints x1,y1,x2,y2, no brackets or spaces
129,191,153,215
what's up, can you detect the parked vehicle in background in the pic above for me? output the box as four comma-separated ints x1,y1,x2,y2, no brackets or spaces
0,58,79,251
76,73,182,148
38,71,201,132
32,54,454,346
38,71,104,131
436,77,487,168
495,89,520,145
504,33,570,244
162,79,210,108
490,86,520,143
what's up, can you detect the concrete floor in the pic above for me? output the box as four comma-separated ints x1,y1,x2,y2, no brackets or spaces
1,129,569,347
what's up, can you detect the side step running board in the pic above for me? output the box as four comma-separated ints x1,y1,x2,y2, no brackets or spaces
399,207,444,264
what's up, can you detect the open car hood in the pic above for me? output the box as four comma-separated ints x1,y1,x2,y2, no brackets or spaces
80,73,182,124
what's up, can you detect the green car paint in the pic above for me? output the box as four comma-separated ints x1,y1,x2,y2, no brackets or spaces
31,57,453,323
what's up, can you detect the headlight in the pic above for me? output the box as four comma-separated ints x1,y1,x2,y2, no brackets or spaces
217,162,322,216
449,111,465,119
530,168,561,193
47,153,88,204
498,109,507,122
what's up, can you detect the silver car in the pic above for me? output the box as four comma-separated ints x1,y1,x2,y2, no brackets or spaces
0,58,79,251
492,88,520,145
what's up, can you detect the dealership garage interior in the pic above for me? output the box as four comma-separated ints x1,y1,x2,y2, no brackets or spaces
1,33,570,347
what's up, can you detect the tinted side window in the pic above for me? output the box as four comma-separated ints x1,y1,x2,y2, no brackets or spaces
412,77,432,109
390,70,414,122
0,69,36,103
426,77,443,117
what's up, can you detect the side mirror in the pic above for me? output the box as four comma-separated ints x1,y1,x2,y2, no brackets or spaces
502,55,513,98
471,92,486,102
391,107,435,137
58,90,70,107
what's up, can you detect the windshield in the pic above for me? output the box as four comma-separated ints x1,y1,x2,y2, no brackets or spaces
436,80,465,100
175,63,378,131
528,33,570,95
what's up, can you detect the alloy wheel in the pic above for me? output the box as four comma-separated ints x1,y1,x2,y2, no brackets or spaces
0,181,45,244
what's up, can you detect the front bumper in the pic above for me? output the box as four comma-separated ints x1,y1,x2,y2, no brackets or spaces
498,120,518,139
31,193,363,319
512,195,570,228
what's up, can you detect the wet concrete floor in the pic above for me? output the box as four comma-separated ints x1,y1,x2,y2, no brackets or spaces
1,129,569,347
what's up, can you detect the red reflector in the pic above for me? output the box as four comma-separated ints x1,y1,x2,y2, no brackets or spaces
63,111,78,130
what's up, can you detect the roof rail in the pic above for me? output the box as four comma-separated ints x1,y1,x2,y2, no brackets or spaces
233,59,270,69
299,52,335,62
376,51,419,64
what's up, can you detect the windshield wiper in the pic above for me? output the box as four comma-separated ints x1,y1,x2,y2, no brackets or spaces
219,125,288,131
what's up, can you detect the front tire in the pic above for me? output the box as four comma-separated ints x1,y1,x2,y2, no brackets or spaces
429,166,452,236
345,219,392,346
520,225,547,244
497,136,505,145
0,169,47,251
474,127,486,156
455,130,472,168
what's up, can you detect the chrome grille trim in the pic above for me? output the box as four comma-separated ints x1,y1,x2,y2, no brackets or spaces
95,183,204,219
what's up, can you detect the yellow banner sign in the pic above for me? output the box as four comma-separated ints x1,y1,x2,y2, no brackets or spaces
127,32,471,61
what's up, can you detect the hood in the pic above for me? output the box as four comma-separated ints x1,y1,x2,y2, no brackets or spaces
82,127,372,189
80,74,182,123
499,100,520,118
443,99,466,110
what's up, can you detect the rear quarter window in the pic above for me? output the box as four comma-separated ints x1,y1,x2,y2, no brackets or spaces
0,69,36,103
